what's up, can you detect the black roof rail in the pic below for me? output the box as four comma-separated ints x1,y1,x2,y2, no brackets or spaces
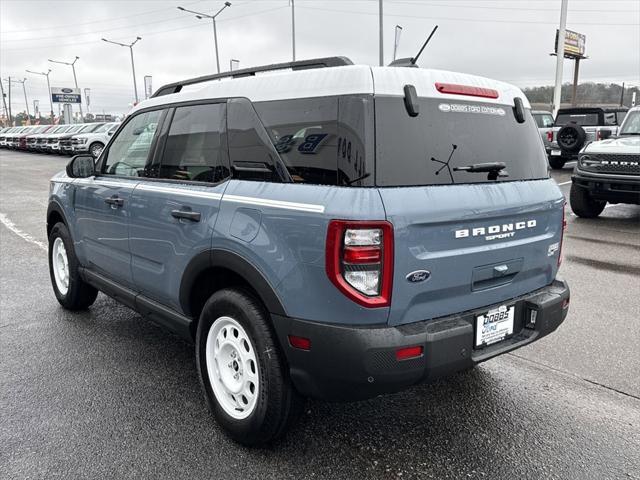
151,56,354,98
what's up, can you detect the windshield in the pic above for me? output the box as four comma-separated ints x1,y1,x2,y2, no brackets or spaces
619,111,640,135
78,123,101,133
375,97,548,186
555,112,599,127
533,113,554,128
95,123,115,133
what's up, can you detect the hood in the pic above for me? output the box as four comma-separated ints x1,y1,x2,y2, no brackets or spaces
583,136,640,155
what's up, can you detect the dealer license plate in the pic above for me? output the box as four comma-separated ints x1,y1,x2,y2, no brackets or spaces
475,305,515,347
550,149,562,156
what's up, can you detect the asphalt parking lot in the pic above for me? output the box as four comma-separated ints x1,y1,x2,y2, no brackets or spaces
1,151,639,479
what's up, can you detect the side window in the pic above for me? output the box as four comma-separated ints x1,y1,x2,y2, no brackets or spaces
604,112,617,126
542,114,554,128
158,103,229,183
254,97,339,185
227,97,283,182
102,110,162,177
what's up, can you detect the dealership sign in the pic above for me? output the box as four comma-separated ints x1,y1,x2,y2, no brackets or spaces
51,87,81,104
555,29,586,59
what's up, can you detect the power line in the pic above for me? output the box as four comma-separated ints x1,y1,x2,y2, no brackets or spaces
1,5,288,52
297,4,640,26
391,0,639,13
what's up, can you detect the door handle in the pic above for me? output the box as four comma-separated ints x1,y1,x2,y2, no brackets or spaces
171,208,201,222
104,196,124,207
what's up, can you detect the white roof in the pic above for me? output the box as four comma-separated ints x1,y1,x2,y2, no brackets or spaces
130,64,530,115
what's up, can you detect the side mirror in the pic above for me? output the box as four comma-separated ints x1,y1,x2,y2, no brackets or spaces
107,130,114,136
66,155,96,178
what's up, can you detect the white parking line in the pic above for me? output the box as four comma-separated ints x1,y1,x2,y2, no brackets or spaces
557,180,572,186
0,213,47,251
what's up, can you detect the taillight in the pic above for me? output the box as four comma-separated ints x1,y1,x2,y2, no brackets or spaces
326,220,394,308
558,204,567,267
547,130,554,143
434,82,499,99
596,129,602,140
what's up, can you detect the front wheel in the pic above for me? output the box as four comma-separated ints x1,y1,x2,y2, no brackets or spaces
196,288,303,446
89,142,104,159
48,222,98,310
548,157,566,169
570,184,606,218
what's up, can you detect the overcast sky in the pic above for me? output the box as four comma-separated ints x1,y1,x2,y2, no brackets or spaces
1,0,639,116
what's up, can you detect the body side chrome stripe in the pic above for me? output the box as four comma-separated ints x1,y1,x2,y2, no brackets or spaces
222,194,325,213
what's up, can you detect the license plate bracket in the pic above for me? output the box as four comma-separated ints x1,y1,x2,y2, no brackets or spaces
474,304,515,348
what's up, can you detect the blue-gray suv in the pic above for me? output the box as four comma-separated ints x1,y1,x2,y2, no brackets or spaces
47,57,570,446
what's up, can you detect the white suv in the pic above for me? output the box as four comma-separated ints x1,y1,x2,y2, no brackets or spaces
71,122,120,158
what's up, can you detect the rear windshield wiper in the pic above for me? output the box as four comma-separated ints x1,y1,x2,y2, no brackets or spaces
454,162,508,181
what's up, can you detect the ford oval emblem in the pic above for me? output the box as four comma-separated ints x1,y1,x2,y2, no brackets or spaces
406,270,430,283
61,88,73,93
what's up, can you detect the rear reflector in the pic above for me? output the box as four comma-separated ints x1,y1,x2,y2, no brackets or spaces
396,345,424,361
288,335,311,351
343,246,382,264
435,82,499,99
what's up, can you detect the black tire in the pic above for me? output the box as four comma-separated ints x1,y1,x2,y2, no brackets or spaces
557,123,587,154
196,288,303,446
548,157,566,170
89,142,104,159
570,183,606,218
48,222,98,310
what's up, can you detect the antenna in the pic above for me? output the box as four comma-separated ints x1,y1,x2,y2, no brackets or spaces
387,25,438,68
411,25,438,65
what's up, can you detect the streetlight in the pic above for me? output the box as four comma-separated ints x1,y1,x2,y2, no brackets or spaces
7,78,31,120
102,37,142,104
26,68,54,123
48,56,83,120
177,2,231,74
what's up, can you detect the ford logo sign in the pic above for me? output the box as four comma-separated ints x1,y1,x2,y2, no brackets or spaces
61,88,73,93
406,270,430,283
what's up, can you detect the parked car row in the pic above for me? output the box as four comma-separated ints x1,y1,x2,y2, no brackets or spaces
0,122,120,158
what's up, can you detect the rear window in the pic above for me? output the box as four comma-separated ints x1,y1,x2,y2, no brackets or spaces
374,97,548,187
555,112,599,126
533,113,554,128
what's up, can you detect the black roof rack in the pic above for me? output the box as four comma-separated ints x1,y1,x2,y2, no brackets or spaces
151,56,353,98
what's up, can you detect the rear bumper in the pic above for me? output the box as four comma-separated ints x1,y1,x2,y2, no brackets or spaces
273,279,570,401
572,170,640,204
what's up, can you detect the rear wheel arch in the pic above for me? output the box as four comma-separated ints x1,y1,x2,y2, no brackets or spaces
180,250,287,334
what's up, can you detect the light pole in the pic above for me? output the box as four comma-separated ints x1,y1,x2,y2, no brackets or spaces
379,0,384,66
8,78,30,120
177,2,232,73
102,37,142,104
552,0,568,117
48,56,83,120
291,0,296,61
26,69,54,123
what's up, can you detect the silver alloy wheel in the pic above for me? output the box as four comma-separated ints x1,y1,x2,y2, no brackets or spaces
206,316,260,420
52,237,70,295
90,143,103,158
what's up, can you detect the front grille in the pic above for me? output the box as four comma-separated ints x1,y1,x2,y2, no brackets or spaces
60,139,73,147
580,153,640,175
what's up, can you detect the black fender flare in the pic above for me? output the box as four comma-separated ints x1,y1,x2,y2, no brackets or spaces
46,200,69,236
179,249,287,319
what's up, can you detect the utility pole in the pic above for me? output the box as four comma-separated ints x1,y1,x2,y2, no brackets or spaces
48,57,83,120
7,77,12,125
6,77,30,122
291,0,296,61
177,2,232,74
102,37,142,104
0,80,9,125
552,0,568,117
26,69,54,123
379,0,384,66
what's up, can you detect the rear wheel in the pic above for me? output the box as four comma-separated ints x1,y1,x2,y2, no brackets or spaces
548,157,566,170
48,222,98,310
570,184,606,218
196,288,303,446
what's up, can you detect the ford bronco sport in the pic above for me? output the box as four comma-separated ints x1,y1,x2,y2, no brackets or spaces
570,106,640,217
48,57,570,446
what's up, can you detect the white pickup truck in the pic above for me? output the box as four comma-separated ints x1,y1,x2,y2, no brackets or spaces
548,107,628,169
70,122,120,158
